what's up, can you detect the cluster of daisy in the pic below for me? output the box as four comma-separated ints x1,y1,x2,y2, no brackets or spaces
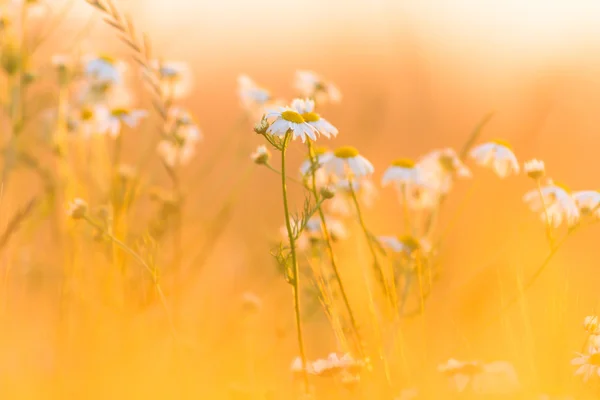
245,71,600,396
571,315,600,382
48,49,200,168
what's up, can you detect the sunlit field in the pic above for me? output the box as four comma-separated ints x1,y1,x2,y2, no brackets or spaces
4,0,600,399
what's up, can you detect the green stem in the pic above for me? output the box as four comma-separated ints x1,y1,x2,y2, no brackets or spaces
306,141,364,358
280,132,310,393
348,179,389,299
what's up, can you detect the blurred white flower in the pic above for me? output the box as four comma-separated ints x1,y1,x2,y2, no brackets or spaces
572,351,600,382
104,107,148,137
157,108,202,167
83,54,126,85
523,183,580,228
382,158,421,187
439,359,519,395
469,140,520,178
251,145,270,165
290,356,313,375
588,335,600,353
299,146,333,176
294,70,341,104
439,359,482,392
69,105,110,138
584,316,600,335
76,79,133,107
382,158,439,210
325,146,374,179
377,235,429,257
305,216,348,242
238,74,274,119
417,148,471,194
151,60,193,100
265,105,318,142
572,191,600,218
524,158,546,180
291,98,338,138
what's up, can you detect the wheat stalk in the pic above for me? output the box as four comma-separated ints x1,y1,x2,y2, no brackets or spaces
0,197,38,252
84,0,169,120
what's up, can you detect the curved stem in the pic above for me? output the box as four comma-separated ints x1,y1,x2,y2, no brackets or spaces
280,132,310,393
306,141,364,358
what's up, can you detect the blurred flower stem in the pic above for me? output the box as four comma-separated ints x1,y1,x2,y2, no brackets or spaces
306,140,364,358
280,131,310,394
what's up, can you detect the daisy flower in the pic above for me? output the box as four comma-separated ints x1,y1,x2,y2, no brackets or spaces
151,60,193,100
250,145,270,165
324,146,374,179
265,105,319,142
104,107,148,137
69,105,111,138
377,235,429,257
572,351,600,382
294,70,341,104
417,148,471,194
523,183,580,227
572,190,600,218
291,98,338,138
382,158,424,187
382,158,439,210
83,54,126,85
299,146,333,177
469,140,520,178
524,158,545,180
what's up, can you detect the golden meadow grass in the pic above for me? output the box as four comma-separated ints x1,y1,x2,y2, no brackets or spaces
2,0,600,399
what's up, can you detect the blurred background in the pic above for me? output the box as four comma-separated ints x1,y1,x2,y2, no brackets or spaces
3,0,600,398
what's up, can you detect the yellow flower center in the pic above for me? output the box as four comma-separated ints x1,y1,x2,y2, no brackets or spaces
553,181,571,193
439,154,457,172
99,54,115,64
281,110,305,124
302,112,320,122
391,158,415,168
399,235,420,252
492,138,512,149
334,146,359,159
80,108,94,121
589,353,600,366
314,146,330,156
111,108,129,117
